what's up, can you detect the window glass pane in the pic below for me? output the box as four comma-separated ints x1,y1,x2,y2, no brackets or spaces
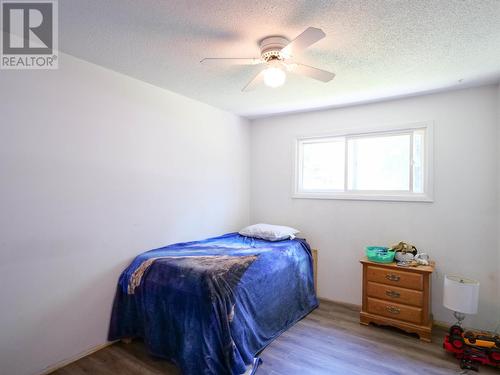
301,139,345,191
348,134,410,191
412,130,425,193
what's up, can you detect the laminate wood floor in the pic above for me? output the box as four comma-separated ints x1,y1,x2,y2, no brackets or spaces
53,300,498,375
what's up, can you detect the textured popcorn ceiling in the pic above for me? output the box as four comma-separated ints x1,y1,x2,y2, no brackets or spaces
59,0,500,118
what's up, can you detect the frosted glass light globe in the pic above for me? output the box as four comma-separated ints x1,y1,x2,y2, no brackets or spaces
263,67,286,88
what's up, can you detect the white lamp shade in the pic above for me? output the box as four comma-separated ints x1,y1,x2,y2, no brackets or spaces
443,275,479,314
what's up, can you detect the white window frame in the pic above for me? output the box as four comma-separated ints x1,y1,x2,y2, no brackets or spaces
293,121,434,202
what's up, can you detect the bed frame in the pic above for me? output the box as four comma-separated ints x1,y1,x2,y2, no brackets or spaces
312,249,318,293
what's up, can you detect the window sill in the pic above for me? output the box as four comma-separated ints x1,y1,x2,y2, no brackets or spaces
292,192,434,202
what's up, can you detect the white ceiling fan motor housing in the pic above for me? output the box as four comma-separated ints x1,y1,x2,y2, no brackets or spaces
259,36,289,61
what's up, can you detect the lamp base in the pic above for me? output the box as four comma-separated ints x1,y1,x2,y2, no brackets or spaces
453,311,466,326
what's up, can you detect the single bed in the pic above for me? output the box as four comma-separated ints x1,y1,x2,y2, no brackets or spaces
108,232,318,375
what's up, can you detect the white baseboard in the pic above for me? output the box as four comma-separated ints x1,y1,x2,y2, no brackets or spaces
38,341,117,375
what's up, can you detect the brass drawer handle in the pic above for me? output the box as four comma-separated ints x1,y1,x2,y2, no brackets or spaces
385,290,400,298
385,274,400,282
386,306,400,314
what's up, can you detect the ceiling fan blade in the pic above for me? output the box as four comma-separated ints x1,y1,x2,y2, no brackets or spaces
242,70,266,92
281,27,326,58
200,57,262,66
290,63,335,82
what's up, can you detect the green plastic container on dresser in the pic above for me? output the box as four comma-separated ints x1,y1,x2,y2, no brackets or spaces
365,246,395,263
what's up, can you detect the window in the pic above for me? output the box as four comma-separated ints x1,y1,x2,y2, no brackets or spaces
294,123,433,201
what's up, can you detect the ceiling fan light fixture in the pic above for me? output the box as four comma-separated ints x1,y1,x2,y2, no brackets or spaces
263,66,286,88
201,27,334,91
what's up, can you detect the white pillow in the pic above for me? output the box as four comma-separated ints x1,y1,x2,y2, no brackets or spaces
239,223,299,242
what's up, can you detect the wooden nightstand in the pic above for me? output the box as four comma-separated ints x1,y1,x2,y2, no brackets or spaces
360,257,434,342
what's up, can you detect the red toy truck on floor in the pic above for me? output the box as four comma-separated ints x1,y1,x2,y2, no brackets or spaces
443,325,500,371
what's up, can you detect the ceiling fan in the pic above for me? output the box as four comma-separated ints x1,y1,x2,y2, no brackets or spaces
200,27,335,91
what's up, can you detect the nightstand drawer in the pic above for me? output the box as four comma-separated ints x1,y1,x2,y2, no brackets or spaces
366,266,423,290
367,281,423,307
367,297,422,324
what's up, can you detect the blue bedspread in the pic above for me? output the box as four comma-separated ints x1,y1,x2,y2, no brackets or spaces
108,233,318,375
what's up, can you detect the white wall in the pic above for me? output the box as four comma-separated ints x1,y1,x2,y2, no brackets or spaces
497,83,500,323
0,54,250,375
250,85,499,331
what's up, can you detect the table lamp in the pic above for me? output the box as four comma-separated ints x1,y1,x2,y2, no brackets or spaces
443,275,480,326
